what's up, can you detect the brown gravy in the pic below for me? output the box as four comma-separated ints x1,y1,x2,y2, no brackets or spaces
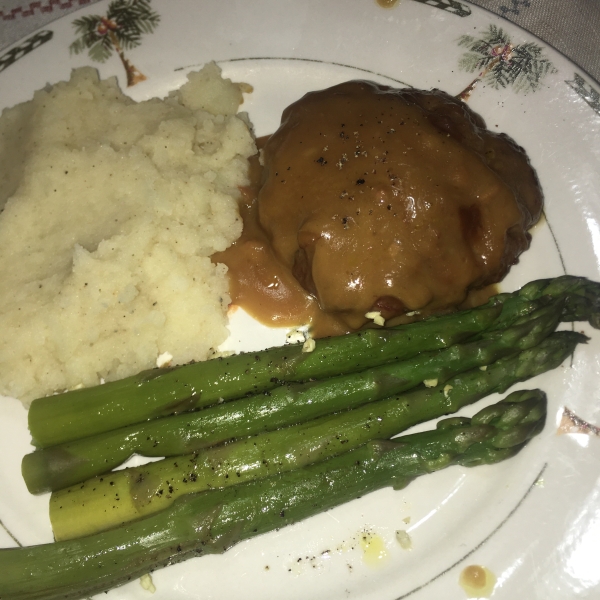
213,154,350,337
215,81,542,337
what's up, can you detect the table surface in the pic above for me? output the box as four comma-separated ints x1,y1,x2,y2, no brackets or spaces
1,0,599,84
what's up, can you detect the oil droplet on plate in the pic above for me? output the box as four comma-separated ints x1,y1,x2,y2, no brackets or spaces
459,565,497,598
376,0,400,7
359,531,388,567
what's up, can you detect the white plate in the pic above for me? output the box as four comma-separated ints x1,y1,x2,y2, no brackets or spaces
1,1,600,598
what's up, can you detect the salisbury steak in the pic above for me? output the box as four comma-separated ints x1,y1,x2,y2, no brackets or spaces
257,81,543,329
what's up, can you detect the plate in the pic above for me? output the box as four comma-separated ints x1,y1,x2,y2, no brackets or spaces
1,1,600,598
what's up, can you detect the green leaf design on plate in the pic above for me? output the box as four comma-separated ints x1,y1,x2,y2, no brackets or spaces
69,0,160,86
457,24,556,100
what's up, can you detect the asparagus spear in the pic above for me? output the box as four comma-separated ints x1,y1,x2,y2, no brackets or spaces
28,302,503,449
515,275,600,326
49,330,582,541
26,276,600,449
1,389,547,600
22,300,563,493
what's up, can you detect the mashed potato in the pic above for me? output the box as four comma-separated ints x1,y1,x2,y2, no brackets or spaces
0,63,256,403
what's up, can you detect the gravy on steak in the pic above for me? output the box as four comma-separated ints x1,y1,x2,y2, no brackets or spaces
215,81,543,336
